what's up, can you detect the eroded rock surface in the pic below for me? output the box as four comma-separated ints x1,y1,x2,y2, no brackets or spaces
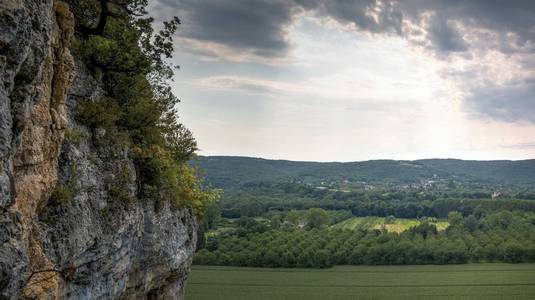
0,1,197,299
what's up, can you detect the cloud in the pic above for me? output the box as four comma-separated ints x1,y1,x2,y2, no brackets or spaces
155,0,301,58
399,0,535,54
154,1,535,57
425,17,467,52
502,142,535,149
188,74,426,114
189,76,283,95
154,0,404,59
176,37,291,65
317,0,403,34
151,0,535,124
466,79,535,123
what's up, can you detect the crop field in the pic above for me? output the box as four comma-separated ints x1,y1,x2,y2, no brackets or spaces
331,216,449,232
185,264,535,300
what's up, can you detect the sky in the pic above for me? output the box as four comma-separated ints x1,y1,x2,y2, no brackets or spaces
149,0,535,162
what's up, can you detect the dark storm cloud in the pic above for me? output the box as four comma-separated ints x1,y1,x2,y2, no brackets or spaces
154,0,535,56
318,0,402,34
425,16,467,52
154,0,403,57
168,0,298,57
399,0,535,53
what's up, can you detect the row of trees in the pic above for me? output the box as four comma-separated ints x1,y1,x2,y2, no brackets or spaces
194,210,535,268
219,181,535,219
221,194,535,219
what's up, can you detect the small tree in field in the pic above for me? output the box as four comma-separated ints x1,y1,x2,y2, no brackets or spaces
286,210,300,226
306,208,329,229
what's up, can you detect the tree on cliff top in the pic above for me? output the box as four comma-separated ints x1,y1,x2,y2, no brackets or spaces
68,0,217,216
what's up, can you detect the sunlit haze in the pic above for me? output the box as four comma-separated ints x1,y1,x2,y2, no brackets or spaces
150,0,535,161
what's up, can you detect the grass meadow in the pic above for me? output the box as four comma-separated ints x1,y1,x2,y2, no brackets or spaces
186,264,535,299
330,216,449,232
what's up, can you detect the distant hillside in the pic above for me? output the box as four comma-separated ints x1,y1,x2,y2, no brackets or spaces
193,156,535,188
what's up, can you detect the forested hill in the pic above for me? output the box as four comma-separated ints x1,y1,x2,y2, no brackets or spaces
194,156,535,188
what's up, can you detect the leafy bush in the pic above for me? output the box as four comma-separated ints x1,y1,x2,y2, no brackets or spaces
48,163,79,206
49,184,75,206
64,128,86,145
107,164,135,203
76,98,121,129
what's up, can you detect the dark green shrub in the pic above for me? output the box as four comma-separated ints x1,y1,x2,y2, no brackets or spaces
49,184,74,206
76,98,121,129
48,163,79,206
64,128,86,145
107,165,135,203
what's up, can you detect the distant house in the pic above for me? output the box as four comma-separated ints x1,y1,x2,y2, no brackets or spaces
364,185,375,190
492,191,501,200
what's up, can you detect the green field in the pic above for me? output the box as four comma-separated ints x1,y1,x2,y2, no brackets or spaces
185,264,535,300
331,216,449,232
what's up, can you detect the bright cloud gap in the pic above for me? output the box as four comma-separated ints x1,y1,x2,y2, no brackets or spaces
150,0,535,161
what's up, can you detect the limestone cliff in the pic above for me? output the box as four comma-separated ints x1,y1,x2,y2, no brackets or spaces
0,1,197,299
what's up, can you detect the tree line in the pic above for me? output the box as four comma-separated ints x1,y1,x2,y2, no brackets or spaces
220,185,535,219
194,210,535,268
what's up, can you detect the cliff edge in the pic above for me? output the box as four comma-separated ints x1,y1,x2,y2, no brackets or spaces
0,1,198,298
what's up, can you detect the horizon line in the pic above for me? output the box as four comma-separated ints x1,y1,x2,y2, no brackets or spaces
195,154,535,164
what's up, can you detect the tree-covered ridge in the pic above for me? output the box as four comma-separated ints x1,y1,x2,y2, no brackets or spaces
194,156,535,219
63,0,216,215
196,156,535,188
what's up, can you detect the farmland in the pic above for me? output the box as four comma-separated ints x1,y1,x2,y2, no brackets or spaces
330,216,449,232
208,216,448,237
186,264,535,300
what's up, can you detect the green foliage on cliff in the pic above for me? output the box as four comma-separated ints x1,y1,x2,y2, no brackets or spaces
107,164,135,203
49,184,75,206
49,163,79,206
68,0,216,216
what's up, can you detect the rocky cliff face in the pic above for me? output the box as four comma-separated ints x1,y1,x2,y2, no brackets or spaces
0,1,197,299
